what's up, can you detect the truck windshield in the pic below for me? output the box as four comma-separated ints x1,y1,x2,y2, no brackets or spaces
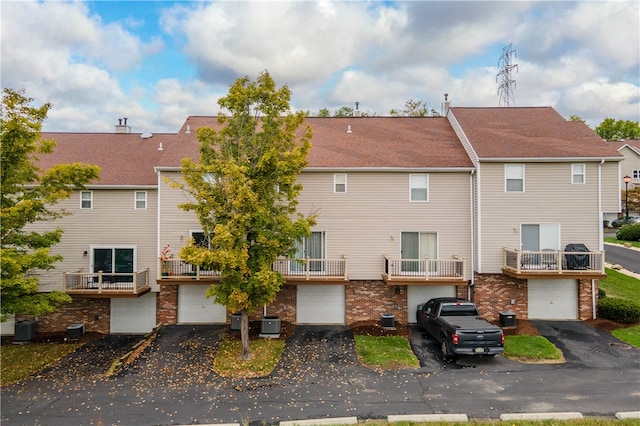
440,305,478,316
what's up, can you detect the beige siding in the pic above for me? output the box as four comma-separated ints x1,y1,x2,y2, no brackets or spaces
296,171,473,280
478,162,607,273
158,171,209,263
28,189,158,291
601,160,622,213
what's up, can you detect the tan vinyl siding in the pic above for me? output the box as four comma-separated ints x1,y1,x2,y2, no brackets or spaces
296,171,473,280
478,162,606,273
601,161,622,212
27,189,158,292
158,171,206,255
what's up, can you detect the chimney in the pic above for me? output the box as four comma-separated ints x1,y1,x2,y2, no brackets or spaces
354,101,361,117
441,94,451,116
115,117,131,134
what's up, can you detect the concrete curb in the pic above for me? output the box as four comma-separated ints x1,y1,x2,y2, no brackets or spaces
500,412,583,421
388,414,468,422
280,417,358,426
616,411,640,419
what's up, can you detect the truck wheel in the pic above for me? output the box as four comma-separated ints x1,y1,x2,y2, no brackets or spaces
440,339,451,358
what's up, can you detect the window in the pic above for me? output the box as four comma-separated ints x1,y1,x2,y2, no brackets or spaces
633,170,640,180
410,174,429,201
91,247,135,283
135,191,147,209
191,231,211,248
80,191,93,209
572,164,585,184
505,164,524,192
293,231,325,272
401,231,437,272
334,174,347,193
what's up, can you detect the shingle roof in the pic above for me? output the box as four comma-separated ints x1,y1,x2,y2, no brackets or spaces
450,107,623,160
38,132,181,186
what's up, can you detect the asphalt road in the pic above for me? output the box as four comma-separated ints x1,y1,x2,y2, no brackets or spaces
2,323,639,425
604,243,640,273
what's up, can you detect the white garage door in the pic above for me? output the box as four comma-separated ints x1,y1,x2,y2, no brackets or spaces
297,285,345,324
111,293,157,334
407,286,457,323
1,314,15,336
528,279,578,320
178,285,227,324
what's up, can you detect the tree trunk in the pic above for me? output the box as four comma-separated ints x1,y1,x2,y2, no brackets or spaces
240,310,252,360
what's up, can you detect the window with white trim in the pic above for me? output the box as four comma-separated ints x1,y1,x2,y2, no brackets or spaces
633,169,640,180
135,191,147,209
571,164,585,184
505,164,524,192
410,174,429,201
334,174,347,193
80,191,93,209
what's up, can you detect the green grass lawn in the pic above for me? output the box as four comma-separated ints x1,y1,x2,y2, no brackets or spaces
213,338,285,378
604,236,640,249
1,342,82,385
600,268,640,305
354,335,419,369
504,335,563,362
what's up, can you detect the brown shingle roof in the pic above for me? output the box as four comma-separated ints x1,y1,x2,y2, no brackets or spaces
178,116,474,169
450,107,623,160
38,132,184,186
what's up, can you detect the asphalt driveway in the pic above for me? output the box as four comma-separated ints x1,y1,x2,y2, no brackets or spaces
2,322,639,425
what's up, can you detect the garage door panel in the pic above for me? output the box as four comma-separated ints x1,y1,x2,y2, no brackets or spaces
407,286,457,324
111,293,156,334
297,285,345,324
178,285,227,324
528,279,578,320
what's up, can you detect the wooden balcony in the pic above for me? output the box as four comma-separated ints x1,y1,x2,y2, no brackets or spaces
157,259,222,284
382,255,467,285
503,248,606,279
272,256,349,284
63,269,151,297
157,256,348,284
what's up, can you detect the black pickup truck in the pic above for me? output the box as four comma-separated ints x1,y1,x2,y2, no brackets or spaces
416,297,504,358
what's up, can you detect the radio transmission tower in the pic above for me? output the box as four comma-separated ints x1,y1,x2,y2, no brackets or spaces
496,43,518,107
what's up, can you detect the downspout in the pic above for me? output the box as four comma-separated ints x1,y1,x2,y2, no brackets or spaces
156,169,162,280
468,169,476,300
594,159,605,319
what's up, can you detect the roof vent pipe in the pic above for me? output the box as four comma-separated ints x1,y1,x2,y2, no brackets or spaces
115,117,131,134
441,93,451,116
185,125,191,134
347,125,352,134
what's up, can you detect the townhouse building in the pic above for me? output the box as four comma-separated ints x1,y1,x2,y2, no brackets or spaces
10,106,623,335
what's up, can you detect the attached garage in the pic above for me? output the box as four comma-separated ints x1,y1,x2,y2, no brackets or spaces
178,285,227,324
528,278,578,320
407,285,457,323
111,293,157,334
297,285,345,324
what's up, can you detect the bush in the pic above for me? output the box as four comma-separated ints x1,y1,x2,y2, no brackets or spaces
598,297,640,323
598,288,606,299
616,223,640,241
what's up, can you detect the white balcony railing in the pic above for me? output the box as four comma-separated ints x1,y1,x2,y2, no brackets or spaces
383,255,466,281
63,269,150,294
503,248,605,274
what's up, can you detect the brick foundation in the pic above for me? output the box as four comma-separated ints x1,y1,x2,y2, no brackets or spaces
34,275,598,334
157,285,178,325
472,273,597,321
17,298,111,334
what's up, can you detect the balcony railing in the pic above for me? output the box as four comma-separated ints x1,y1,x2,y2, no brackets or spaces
383,255,466,283
63,269,151,296
503,248,605,277
159,256,348,282
159,259,222,280
271,256,348,281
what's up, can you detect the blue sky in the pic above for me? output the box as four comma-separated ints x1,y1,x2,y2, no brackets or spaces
2,1,638,134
